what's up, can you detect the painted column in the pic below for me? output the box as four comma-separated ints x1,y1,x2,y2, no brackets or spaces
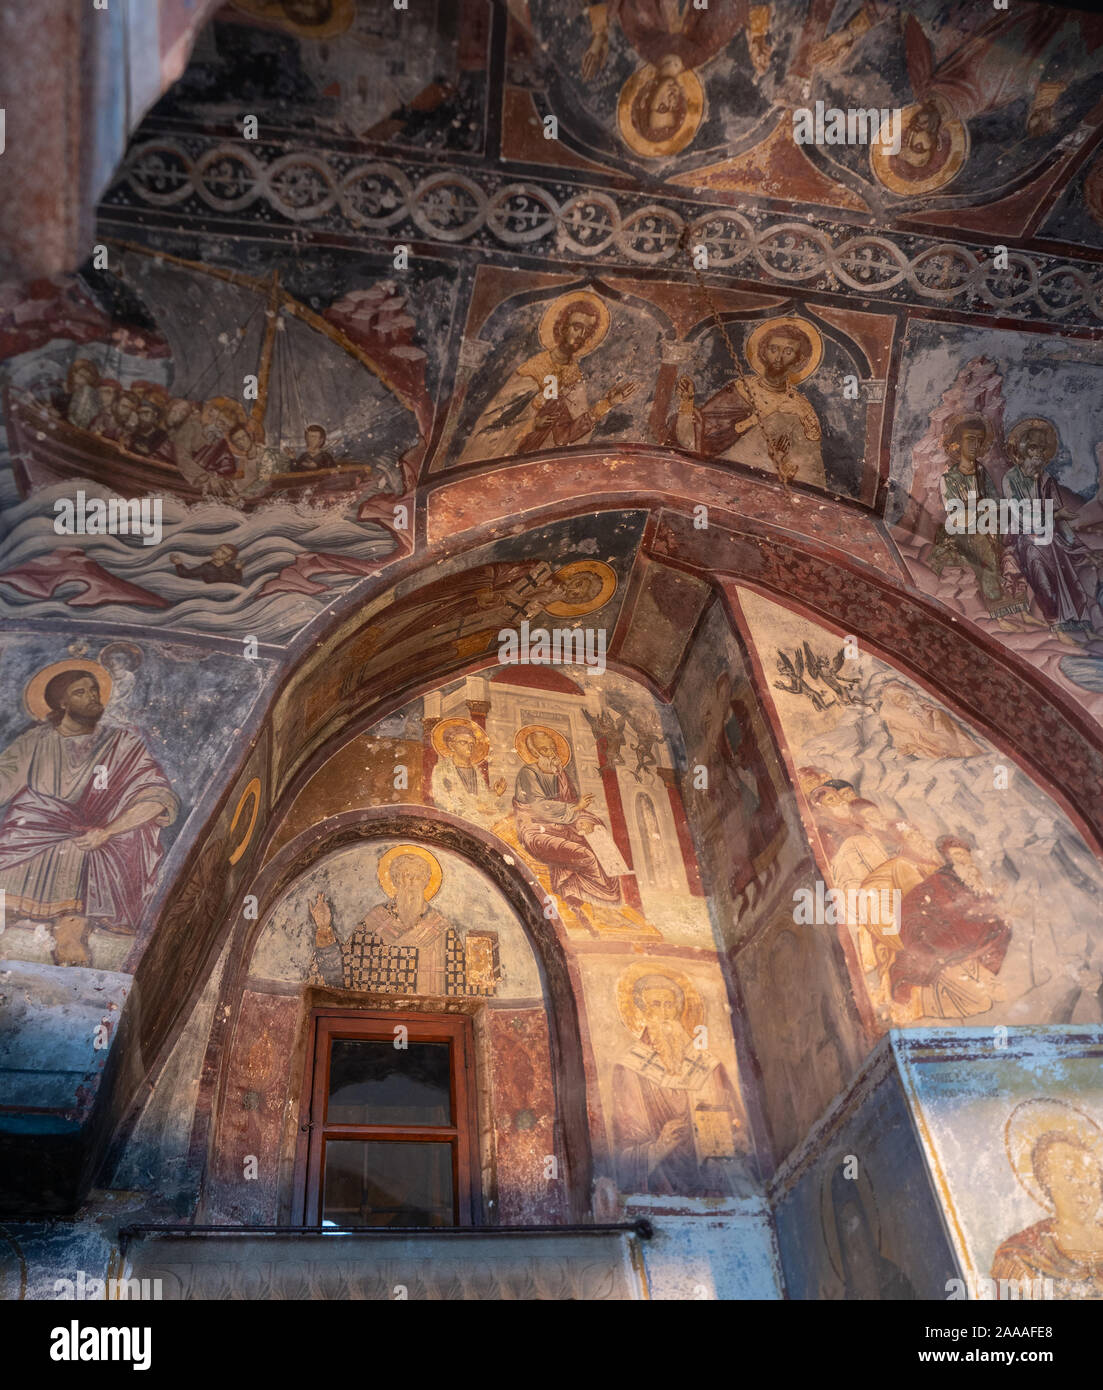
422,690,441,801
598,756,643,916
658,766,705,896
466,695,492,789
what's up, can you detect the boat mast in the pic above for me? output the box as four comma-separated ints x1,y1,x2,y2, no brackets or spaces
107,239,421,418
251,269,281,434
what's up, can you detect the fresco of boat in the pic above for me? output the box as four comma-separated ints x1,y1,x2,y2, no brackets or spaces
5,391,377,510
5,241,423,510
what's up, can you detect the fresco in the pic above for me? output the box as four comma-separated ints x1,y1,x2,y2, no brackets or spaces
216,840,565,1225
268,510,647,791
6,0,1103,1303
673,599,803,947
899,1030,1103,1300
252,840,542,997
257,659,770,1212
577,952,758,1202
737,588,1103,1032
433,267,883,501
774,1057,957,1299
0,240,457,644
276,662,716,947
0,632,270,975
799,2,1103,214
506,1,1103,217
438,281,656,470
887,320,1103,710
308,845,500,996
0,634,269,1161
503,0,791,180
157,0,491,150
659,309,880,497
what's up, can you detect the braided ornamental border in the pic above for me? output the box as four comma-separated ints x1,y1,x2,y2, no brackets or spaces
114,139,1103,323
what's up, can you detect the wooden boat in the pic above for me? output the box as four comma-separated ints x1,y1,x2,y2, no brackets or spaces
5,240,419,511
5,389,375,511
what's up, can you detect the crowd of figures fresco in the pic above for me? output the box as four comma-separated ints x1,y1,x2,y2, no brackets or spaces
5,0,1103,695
888,325,1103,700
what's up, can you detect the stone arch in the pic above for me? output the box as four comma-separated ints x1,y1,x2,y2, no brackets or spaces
415,460,1103,851
94,468,1103,1201
192,807,596,1225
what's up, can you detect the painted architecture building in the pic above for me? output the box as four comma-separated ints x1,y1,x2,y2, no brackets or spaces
1,0,1103,1305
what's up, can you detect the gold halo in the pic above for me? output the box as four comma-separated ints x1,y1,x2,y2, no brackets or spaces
617,62,705,157
228,777,262,866
543,559,618,617
24,660,113,721
538,292,611,356
377,844,443,901
431,717,490,764
870,98,968,195
616,961,704,1038
229,0,355,39
514,724,572,767
1005,1098,1103,1212
941,412,992,457
1007,417,1059,465
745,317,823,384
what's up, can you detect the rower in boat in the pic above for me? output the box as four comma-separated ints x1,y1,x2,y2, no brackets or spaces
5,238,425,512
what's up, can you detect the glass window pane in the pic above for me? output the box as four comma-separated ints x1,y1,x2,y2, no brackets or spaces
327,1039,453,1125
323,1140,454,1227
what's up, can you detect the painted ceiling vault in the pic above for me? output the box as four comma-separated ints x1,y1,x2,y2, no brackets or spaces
2,1,1102,683
2,0,1103,1306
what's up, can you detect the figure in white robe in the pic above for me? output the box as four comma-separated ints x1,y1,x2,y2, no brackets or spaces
612,973,753,1197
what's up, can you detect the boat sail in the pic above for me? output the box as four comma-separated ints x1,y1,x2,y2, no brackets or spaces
5,241,423,510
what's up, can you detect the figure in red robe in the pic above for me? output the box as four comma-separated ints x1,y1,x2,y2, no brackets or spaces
885,9,1103,190
889,837,1011,1020
0,667,178,967
582,0,754,76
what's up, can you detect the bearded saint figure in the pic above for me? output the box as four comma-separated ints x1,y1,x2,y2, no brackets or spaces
669,321,827,489
581,0,772,159
310,847,480,997
512,726,622,910
1002,418,1101,643
0,664,178,967
611,971,751,1198
458,294,636,464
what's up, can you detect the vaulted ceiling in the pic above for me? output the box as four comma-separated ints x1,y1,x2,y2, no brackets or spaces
4,0,1103,1214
